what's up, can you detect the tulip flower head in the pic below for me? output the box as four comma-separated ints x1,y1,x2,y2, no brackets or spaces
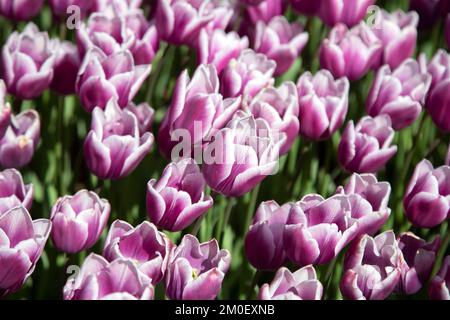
429,256,450,300
0,168,33,214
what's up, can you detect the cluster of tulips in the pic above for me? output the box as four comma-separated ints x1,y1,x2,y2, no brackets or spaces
0,0,449,300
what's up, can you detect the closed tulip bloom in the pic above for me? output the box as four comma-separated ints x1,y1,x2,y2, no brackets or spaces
398,232,440,295
0,206,51,297
259,266,323,300
338,115,397,173
220,49,276,100
340,231,404,300
424,49,450,91
103,220,173,284
1,23,55,99
297,70,349,140
0,109,40,169
0,168,33,214
429,256,450,300
165,234,231,300
202,111,284,197
158,64,241,158
0,80,11,138
245,81,299,154
366,59,431,130
126,102,154,135
245,0,286,25
50,190,110,253
320,23,382,81
403,159,450,228
84,99,154,179
76,49,151,112
197,29,249,74
290,0,320,15
283,193,389,266
50,40,81,95
318,0,375,27
0,0,44,21
426,77,450,132
371,10,418,69
254,16,309,76
245,201,303,270
146,158,213,232
64,253,154,300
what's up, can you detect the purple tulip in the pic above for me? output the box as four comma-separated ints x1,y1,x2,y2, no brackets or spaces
245,201,303,270
253,16,308,76
424,49,450,92
340,231,403,300
320,23,382,81
0,80,11,138
49,0,96,19
84,98,154,179
366,59,431,130
64,253,154,300
245,0,286,25
146,158,213,232
283,193,389,266
338,115,397,173
297,69,349,140
103,220,173,284
126,102,154,135
0,0,44,21
197,29,249,74
0,206,51,297
403,159,450,228
245,81,299,154
202,111,284,197
371,9,418,69
0,168,33,214
398,232,440,295
158,64,241,158
50,40,81,95
0,109,40,169
290,0,320,15
220,49,276,100
77,9,159,65
1,23,55,99
426,78,450,132
50,190,110,253
318,0,375,27
76,49,151,112
259,266,323,300
429,256,450,300
165,234,231,300
409,0,447,29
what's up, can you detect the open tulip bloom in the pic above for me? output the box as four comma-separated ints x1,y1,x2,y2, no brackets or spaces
1,0,449,303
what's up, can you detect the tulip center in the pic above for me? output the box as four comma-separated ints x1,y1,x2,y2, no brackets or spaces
18,136,29,148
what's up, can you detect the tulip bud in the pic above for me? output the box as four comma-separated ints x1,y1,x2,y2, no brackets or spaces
0,80,11,138
158,64,241,158
426,77,450,132
371,9,418,69
165,234,231,300
0,168,33,214
259,266,323,300
340,231,403,300
1,23,55,99
398,232,440,295
424,49,450,91
202,111,284,197
197,29,249,74
50,190,110,253
0,109,40,169
429,256,450,300
147,158,212,231
0,0,44,21
126,102,154,135
245,81,299,154
297,70,349,140
338,115,397,173
103,220,173,284
254,16,308,76
320,23,382,81
50,40,81,95
83,99,154,179
366,59,431,130
76,49,151,112
318,0,375,27
0,206,51,297
64,253,154,300
403,159,450,228
245,201,303,270
290,0,320,16
220,49,276,100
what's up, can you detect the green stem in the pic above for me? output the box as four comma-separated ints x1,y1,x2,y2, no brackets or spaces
145,43,169,103
191,215,205,236
220,198,236,245
246,270,261,300
430,222,450,279
243,184,261,235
